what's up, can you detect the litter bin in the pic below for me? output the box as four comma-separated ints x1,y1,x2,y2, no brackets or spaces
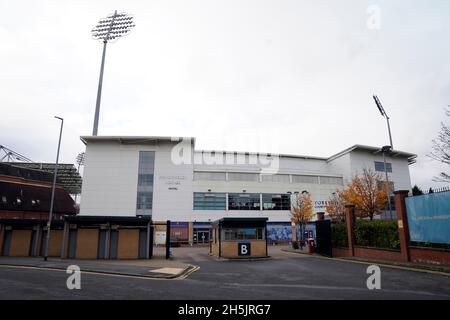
307,238,315,253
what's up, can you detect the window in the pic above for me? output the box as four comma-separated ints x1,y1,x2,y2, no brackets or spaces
193,192,226,210
374,161,392,173
193,171,226,181
223,227,264,240
261,174,290,183
138,174,154,186
262,194,291,210
136,192,152,209
319,176,344,185
228,193,260,210
136,151,155,215
228,172,259,182
292,175,319,184
138,151,155,171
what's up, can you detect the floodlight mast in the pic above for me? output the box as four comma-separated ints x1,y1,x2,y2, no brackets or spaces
91,10,136,136
373,95,394,149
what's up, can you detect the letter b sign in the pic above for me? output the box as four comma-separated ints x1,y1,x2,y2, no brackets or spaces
238,242,251,256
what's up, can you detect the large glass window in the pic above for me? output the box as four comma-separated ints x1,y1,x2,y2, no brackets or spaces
374,161,392,173
136,151,155,215
228,193,260,210
138,174,154,186
136,192,152,209
262,194,291,210
223,227,265,240
193,192,226,210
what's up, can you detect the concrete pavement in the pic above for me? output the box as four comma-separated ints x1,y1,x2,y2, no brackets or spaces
0,246,449,299
0,253,196,279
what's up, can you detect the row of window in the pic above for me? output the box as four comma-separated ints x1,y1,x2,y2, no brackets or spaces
0,196,41,206
193,172,343,185
193,192,291,211
223,227,265,240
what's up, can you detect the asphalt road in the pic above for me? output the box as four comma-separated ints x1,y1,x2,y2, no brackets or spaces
1,247,449,299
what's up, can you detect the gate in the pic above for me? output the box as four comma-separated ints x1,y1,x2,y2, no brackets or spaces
315,220,332,257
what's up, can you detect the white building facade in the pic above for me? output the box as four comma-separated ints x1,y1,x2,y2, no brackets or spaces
79,136,416,244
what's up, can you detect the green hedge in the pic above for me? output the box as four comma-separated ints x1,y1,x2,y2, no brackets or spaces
331,220,400,250
354,220,400,250
331,223,348,248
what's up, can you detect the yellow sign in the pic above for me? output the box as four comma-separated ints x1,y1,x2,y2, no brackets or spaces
398,220,403,228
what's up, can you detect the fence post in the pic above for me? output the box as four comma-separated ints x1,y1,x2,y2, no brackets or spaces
165,220,171,259
345,205,355,257
0,224,4,255
394,190,411,262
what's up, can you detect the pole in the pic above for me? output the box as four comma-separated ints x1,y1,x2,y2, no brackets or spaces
382,150,393,220
165,220,171,259
385,116,393,150
44,117,64,261
92,40,107,136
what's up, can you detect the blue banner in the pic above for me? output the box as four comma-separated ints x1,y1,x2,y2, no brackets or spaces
267,223,292,241
405,191,450,245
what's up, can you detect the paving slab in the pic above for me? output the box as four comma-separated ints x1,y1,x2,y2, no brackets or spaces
0,256,197,279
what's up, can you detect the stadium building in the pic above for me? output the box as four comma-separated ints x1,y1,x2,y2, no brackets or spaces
79,136,416,245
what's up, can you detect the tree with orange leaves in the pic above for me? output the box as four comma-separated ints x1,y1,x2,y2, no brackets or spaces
340,168,388,220
325,191,346,223
290,192,315,241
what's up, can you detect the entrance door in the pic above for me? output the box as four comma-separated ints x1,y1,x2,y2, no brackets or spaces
194,230,210,244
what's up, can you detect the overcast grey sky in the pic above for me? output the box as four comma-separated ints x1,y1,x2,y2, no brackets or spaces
1,0,449,190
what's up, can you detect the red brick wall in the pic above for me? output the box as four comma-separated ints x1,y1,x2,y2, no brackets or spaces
332,245,402,261
353,247,402,262
332,247,352,257
409,247,450,266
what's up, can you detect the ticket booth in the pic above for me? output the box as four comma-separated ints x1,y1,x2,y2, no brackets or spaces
210,218,268,259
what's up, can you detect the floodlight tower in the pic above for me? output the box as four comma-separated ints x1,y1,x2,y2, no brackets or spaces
91,11,136,136
373,95,394,149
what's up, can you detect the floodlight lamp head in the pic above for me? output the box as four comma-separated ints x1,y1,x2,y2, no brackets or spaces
91,11,136,43
373,95,385,117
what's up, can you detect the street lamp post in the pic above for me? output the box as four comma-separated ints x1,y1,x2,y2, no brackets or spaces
373,95,394,149
381,145,393,220
91,11,136,136
44,116,64,261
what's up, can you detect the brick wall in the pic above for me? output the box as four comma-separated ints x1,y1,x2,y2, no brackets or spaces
409,247,450,266
220,240,267,258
